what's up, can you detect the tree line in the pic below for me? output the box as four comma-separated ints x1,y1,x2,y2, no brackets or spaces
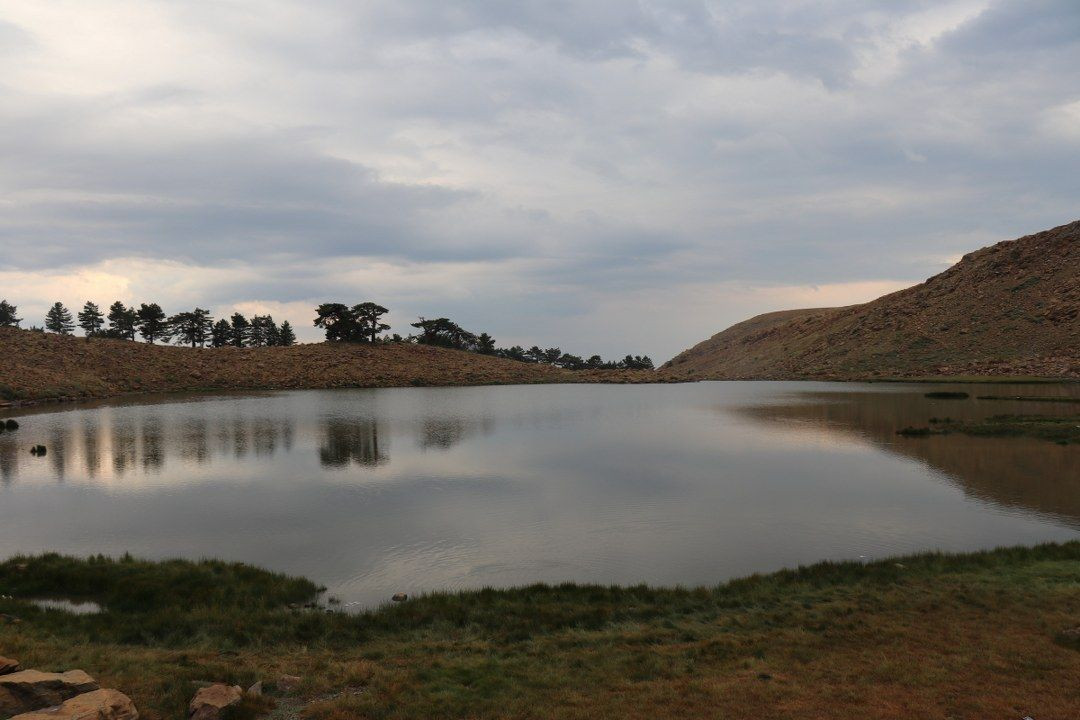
0,298,653,370
314,303,654,370
0,299,295,348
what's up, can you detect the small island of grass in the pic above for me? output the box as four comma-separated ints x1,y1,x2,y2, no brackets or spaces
899,414,1080,444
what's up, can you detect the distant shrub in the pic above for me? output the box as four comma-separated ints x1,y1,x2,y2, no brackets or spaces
897,426,934,437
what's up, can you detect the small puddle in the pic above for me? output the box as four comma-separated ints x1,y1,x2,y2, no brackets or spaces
29,598,103,615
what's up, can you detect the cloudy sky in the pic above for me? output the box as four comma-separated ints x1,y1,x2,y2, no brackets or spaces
1,1,1077,360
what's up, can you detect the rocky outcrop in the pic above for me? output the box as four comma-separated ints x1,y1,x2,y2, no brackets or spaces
0,670,99,717
0,657,18,676
8,689,137,720
665,220,1080,380
188,684,242,720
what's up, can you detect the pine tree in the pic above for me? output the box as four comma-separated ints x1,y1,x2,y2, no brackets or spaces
107,301,138,340
0,300,21,327
44,302,75,334
229,313,250,348
249,315,273,347
136,303,170,344
278,320,296,347
265,317,282,347
169,308,214,348
354,302,390,343
475,332,496,354
77,301,105,336
210,319,231,347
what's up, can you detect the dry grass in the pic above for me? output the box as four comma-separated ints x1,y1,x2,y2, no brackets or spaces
2,545,1079,719
0,328,661,404
664,220,1080,381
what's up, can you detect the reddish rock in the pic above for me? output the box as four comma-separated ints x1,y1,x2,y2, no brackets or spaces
0,670,99,717
188,683,242,720
10,688,138,720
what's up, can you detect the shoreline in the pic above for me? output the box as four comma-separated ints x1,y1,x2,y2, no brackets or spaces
3,374,1075,415
4,328,1077,411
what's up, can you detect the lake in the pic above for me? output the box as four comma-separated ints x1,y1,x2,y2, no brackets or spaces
1,382,1077,608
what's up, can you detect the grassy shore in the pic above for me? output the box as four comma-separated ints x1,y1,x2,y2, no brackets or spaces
897,414,1080,444
2,546,1079,719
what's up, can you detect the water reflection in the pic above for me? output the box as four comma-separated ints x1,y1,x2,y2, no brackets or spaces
0,384,1075,608
734,387,1080,528
0,403,500,479
82,420,101,479
112,418,137,478
419,417,494,450
0,441,16,483
319,419,386,468
0,406,303,480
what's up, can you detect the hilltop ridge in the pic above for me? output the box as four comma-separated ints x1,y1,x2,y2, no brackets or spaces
665,221,1080,380
0,328,656,404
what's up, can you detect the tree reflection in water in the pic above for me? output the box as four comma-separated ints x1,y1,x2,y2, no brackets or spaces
319,419,386,468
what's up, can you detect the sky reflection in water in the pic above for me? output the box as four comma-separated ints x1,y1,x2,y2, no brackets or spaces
0,382,1076,607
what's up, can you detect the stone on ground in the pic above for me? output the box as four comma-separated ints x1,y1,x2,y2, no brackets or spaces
189,683,242,720
9,688,138,720
0,656,19,675
0,670,99,717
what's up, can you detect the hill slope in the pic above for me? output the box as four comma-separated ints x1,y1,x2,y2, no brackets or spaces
665,221,1080,380
0,329,654,404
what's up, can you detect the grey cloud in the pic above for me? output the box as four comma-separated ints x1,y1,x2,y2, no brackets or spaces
1,1,1079,360
940,0,1080,56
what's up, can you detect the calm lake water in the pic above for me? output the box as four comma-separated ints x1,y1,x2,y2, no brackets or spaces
1,382,1077,607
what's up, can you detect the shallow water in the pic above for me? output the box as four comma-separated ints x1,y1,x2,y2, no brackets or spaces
28,598,103,615
0,382,1077,607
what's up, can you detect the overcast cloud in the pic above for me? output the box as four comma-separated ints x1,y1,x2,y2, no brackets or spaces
1,0,1078,360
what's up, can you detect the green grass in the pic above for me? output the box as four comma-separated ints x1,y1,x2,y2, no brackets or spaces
0,383,27,401
2,545,1080,719
3,546,1068,648
870,376,1075,384
976,395,1080,403
900,414,1080,444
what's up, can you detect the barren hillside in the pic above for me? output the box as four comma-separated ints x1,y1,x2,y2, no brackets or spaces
665,221,1080,380
0,329,656,404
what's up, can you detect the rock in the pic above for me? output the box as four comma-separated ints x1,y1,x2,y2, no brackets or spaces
0,656,19,675
246,681,262,697
9,688,138,720
0,670,99,717
189,683,242,720
276,675,301,693
391,592,408,602
4,419,18,431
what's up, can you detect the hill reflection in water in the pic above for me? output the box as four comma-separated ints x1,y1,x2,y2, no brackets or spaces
734,387,1080,529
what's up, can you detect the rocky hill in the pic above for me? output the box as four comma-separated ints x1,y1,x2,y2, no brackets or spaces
664,221,1080,380
0,328,655,405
